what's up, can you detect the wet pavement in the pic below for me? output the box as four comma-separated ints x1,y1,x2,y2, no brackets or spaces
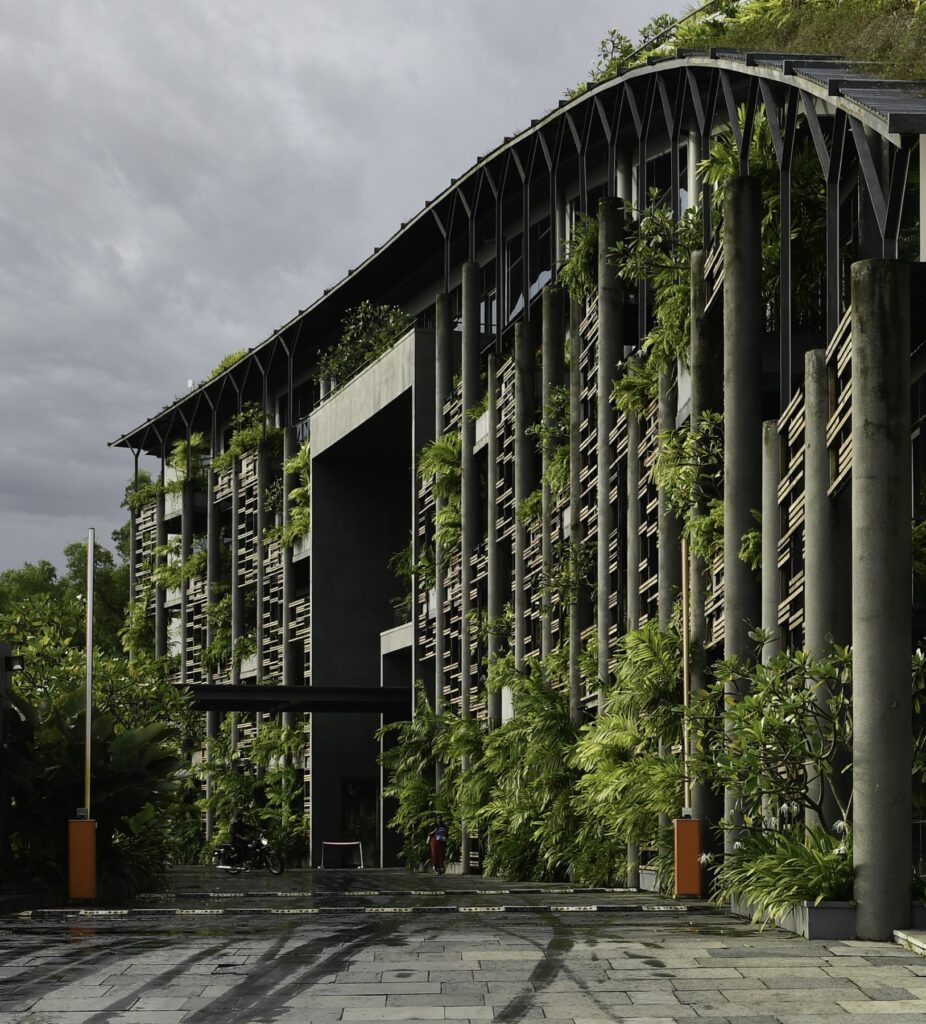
2,869,925,1022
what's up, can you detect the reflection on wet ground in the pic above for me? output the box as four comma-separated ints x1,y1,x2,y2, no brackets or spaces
1,868,922,1022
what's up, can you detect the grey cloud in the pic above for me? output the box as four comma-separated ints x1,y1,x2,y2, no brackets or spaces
0,0,686,570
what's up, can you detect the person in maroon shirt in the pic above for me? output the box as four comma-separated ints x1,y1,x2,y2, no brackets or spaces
427,815,448,874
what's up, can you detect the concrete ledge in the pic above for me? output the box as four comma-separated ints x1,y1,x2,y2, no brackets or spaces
895,928,926,955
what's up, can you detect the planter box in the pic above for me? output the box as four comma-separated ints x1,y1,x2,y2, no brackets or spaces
732,896,926,939
638,867,660,893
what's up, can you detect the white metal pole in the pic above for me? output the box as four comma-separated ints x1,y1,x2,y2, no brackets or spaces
85,527,94,817
681,534,691,814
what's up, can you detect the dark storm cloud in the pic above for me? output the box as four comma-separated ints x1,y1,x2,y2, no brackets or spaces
0,0,686,570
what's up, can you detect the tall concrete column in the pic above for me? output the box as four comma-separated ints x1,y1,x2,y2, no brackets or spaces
541,285,565,658
180,480,193,685
689,250,722,854
154,470,168,659
722,177,763,854
461,263,481,723
804,349,847,829
486,354,502,728
597,198,624,699
568,297,585,726
255,447,266,685
514,320,536,680
204,435,220,838
625,409,641,888
657,373,682,628
206,455,219,686
204,710,219,839
851,259,912,941
129,503,138,605
281,427,298,728
433,293,452,716
760,422,780,661
460,263,481,873
231,461,242,689
657,371,682,848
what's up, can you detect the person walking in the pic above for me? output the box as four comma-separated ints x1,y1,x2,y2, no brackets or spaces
427,815,448,874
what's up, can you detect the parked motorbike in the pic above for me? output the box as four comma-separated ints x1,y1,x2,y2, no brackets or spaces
213,834,285,875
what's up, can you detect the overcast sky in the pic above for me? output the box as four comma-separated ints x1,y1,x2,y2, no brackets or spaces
0,0,689,573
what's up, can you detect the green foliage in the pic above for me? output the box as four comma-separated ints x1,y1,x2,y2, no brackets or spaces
377,682,449,866
212,403,283,475
572,619,683,863
739,510,762,571
208,349,248,380
318,300,413,388
517,488,543,528
613,357,659,416
914,519,926,581
701,105,826,335
150,539,207,590
200,718,310,861
474,650,582,880
539,538,596,612
168,432,209,491
567,14,681,98
689,639,853,830
124,469,164,514
466,390,489,421
678,0,926,84
688,497,725,564
653,412,724,519
201,590,232,673
6,688,184,894
278,440,311,546
0,540,129,658
712,826,853,927
612,197,702,375
528,384,570,498
419,432,462,552
559,213,599,301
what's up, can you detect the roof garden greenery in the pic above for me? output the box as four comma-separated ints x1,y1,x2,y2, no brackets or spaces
573,0,926,96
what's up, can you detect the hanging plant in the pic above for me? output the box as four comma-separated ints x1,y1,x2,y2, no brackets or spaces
559,212,599,302
212,403,283,475
527,383,570,498
419,431,462,553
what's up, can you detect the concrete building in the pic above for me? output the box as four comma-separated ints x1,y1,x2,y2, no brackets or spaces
113,51,926,940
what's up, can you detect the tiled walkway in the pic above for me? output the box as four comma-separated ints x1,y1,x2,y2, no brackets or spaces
1,869,924,1022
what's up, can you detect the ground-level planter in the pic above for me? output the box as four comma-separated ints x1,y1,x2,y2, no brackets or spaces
731,897,926,940
638,867,660,893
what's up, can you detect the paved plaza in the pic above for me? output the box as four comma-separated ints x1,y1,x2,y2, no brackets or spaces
2,870,926,1023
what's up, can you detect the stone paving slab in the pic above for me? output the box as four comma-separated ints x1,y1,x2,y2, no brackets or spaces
2,869,926,1022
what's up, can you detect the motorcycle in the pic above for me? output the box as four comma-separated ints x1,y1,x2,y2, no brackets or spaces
213,834,285,875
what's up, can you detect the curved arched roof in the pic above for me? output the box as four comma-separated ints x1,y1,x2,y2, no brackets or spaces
112,49,926,453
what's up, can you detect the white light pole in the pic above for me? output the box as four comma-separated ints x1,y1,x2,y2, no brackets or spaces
84,527,94,816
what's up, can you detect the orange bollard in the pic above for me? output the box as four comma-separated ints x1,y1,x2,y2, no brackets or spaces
674,818,702,898
68,819,97,900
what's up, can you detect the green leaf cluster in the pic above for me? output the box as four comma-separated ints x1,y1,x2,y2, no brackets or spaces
212,403,283,475
559,213,599,301
678,0,926,84
418,431,463,552
318,300,413,389
711,825,853,928
200,717,310,861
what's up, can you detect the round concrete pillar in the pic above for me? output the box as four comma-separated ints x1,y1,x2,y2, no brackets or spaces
541,285,565,659
597,198,624,697
851,258,912,941
722,177,764,853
